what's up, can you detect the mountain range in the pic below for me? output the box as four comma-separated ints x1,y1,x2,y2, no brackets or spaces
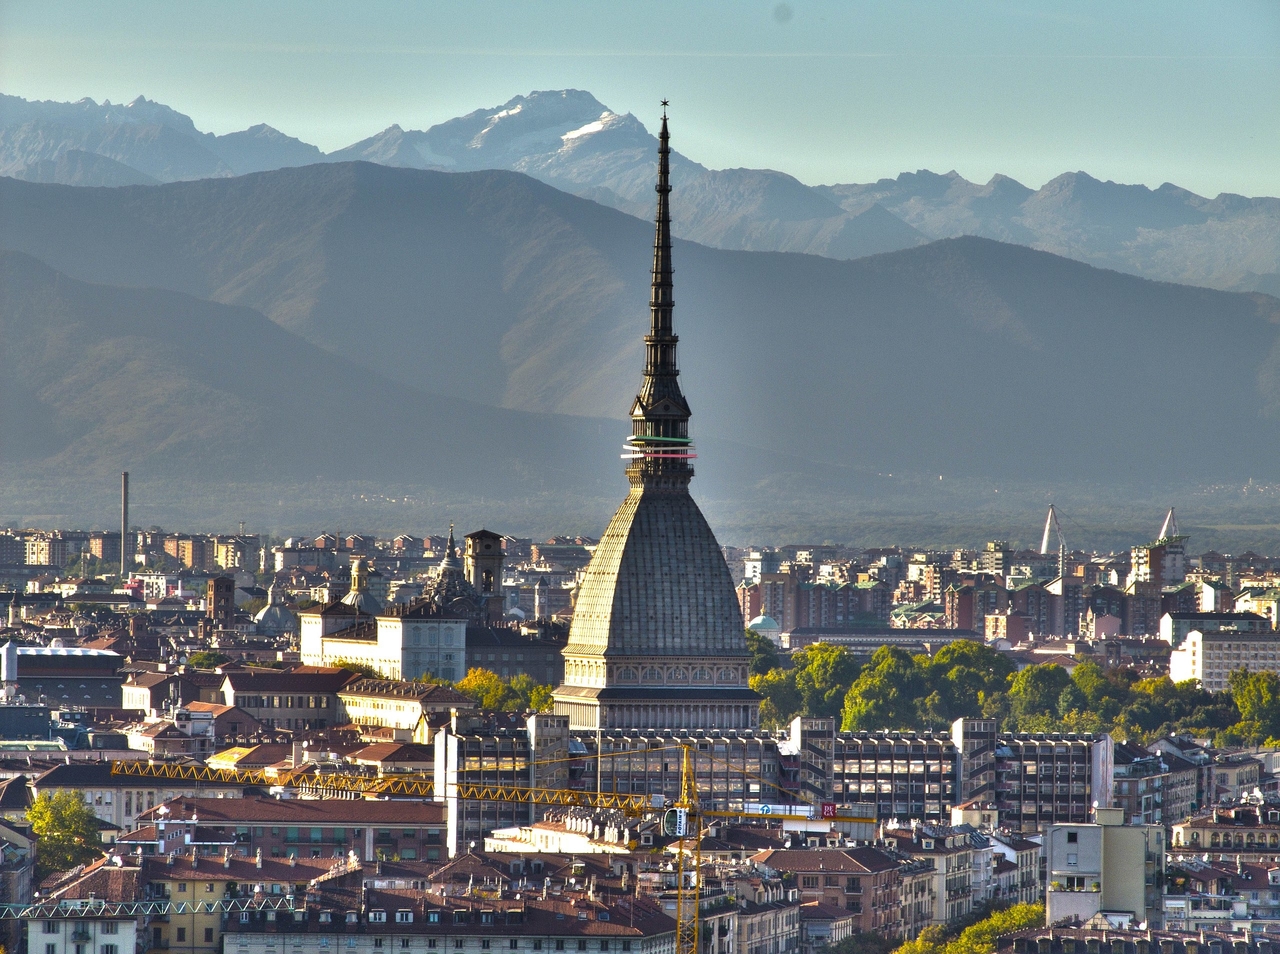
3,162,1280,548
3,90,1279,293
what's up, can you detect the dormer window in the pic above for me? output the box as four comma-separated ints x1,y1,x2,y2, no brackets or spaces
396,911,413,924
369,910,386,924
923,840,934,850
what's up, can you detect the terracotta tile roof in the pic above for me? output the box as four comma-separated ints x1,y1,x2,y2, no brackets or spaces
350,743,433,763
46,856,139,902
799,900,854,921
222,666,358,693
142,854,336,882
750,847,898,873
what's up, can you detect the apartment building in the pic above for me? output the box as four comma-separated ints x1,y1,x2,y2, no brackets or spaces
142,855,335,954
780,718,957,822
337,678,474,729
750,847,917,938
221,665,357,730
1172,804,1280,857
223,888,678,954
989,831,1042,905
880,824,975,925
1045,807,1165,929
434,711,571,858
136,796,447,862
952,719,1111,833
1169,630,1280,691
31,856,140,954
32,761,242,837
1159,611,1270,649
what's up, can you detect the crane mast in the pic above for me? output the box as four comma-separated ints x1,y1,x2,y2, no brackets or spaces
673,745,701,954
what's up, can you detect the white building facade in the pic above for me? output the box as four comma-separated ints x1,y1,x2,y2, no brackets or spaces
300,604,467,682
1169,630,1280,692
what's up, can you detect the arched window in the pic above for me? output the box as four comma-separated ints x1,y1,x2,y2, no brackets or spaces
1211,833,1220,847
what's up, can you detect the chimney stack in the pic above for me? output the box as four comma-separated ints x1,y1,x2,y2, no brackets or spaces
120,472,129,578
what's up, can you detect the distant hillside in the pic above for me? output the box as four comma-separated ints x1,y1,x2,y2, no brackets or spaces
0,249,623,499
3,162,1279,510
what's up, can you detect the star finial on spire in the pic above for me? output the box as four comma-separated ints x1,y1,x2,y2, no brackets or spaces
660,99,669,118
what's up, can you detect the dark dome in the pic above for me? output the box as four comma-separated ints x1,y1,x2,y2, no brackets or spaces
566,487,746,658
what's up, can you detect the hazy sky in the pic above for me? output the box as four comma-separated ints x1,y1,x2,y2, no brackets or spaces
2,0,1278,196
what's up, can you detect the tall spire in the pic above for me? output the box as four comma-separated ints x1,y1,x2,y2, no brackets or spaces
624,102,694,490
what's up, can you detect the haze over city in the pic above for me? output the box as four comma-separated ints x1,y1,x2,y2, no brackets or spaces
9,8,1280,954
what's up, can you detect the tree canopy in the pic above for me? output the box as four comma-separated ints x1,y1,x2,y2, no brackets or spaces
745,628,780,676
29,789,102,878
186,651,231,669
330,658,384,680
456,668,555,713
894,903,1044,954
747,636,1244,742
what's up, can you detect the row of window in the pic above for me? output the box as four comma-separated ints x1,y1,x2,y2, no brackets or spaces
240,940,630,952
234,695,331,709
42,923,119,935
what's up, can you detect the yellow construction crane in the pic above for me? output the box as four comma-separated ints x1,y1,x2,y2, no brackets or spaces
112,743,872,954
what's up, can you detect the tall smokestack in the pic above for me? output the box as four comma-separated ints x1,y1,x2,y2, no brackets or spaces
121,472,129,578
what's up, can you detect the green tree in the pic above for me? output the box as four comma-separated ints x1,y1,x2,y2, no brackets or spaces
946,903,1044,954
921,640,1017,723
842,646,924,731
187,651,231,669
528,685,555,713
750,668,802,728
456,668,510,709
1070,660,1111,704
891,903,1043,954
1007,664,1072,726
745,628,780,676
830,933,894,954
793,643,860,719
1229,669,1280,742
29,790,102,878
1057,683,1087,718
504,674,555,712
330,658,384,679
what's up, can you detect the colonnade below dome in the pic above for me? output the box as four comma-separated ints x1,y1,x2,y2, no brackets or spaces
603,702,759,730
